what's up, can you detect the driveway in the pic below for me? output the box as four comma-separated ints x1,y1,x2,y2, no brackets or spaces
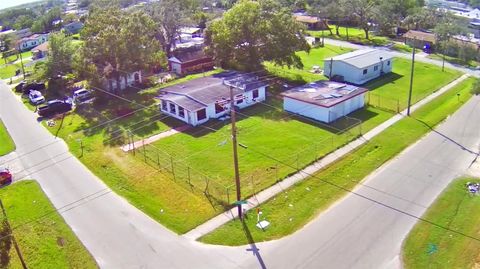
1,79,480,268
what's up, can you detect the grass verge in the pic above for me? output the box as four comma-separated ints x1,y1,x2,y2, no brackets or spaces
0,180,97,268
198,77,476,246
402,177,480,268
0,119,15,156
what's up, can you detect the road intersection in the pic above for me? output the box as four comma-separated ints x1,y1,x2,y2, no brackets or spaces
1,77,479,268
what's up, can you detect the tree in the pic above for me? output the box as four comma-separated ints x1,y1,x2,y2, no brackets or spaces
44,32,75,78
403,7,440,30
205,0,309,71
374,0,417,36
344,0,378,39
145,0,199,56
79,8,164,93
434,12,468,70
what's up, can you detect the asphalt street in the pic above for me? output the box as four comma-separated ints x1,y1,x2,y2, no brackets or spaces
1,80,479,269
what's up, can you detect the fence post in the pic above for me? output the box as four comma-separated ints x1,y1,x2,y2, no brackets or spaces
296,154,299,171
378,94,381,108
397,99,400,113
142,140,146,163
275,163,279,180
170,156,176,181
187,166,191,187
157,152,160,168
226,186,230,204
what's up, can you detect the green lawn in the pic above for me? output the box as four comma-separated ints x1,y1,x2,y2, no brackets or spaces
1,51,32,65
264,45,353,83
44,79,392,233
199,77,476,246
428,53,480,69
308,24,390,46
0,59,33,79
148,99,392,203
364,58,462,111
403,177,480,269
0,180,97,268
0,120,15,156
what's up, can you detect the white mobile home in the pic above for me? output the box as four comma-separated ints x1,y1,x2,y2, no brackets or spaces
282,81,368,123
324,49,394,85
158,72,268,126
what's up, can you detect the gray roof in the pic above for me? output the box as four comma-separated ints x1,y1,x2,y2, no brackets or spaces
282,80,368,108
158,72,267,111
328,49,394,69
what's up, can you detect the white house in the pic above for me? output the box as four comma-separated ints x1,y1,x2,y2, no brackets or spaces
282,81,368,123
16,33,49,51
324,49,394,85
103,71,142,92
158,72,268,126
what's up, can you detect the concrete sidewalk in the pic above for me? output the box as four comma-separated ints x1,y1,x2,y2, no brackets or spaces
120,125,190,152
183,73,470,241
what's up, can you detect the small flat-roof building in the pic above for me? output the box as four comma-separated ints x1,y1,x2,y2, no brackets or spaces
403,30,436,50
324,49,394,85
31,42,49,60
158,72,268,126
293,15,328,30
282,81,368,123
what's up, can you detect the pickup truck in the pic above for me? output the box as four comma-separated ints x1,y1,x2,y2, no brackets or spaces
38,99,72,117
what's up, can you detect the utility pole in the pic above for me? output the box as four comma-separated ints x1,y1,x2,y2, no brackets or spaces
407,37,416,116
0,200,27,269
229,86,242,220
17,47,25,80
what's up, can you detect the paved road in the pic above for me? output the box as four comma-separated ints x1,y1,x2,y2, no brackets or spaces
1,79,480,269
323,38,480,78
0,82,250,268
243,95,480,269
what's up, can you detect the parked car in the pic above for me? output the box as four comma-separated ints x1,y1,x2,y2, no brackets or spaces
14,81,27,92
28,90,46,105
0,168,12,187
23,82,46,95
73,88,94,104
38,99,72,117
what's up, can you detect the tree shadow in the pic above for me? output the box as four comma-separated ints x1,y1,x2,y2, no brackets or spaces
363,72,404,91
242,220,267,269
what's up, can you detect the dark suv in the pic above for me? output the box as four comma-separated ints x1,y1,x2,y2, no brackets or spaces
38,99,72,117
23,82,46,95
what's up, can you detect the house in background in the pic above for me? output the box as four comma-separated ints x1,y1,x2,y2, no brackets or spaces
63,21,84,35
403,30,436,50
294,14,328,30
31,42,49,60
174,27,205,49
282,81,368,123
103,70,142,92
323,49,394,85
158,72,268,126
168,49,214,76
16,33,49,51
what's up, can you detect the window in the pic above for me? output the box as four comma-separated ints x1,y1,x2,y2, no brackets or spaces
387,60,391,66
197,108,206,121
169,103,176,114
363,69,368,75
236,95,243,105
161,100,167,111
215,103,225,114
252,89,259,99
178,107,185,118
374,65,378,71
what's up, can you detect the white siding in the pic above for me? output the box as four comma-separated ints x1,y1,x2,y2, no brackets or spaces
159,86,267,126
283,93,366,123
324,59,393,85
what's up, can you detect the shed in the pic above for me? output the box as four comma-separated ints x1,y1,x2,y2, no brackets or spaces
282,81,368,123
168,49,214,75
323,49,394,85
403,30,436,50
